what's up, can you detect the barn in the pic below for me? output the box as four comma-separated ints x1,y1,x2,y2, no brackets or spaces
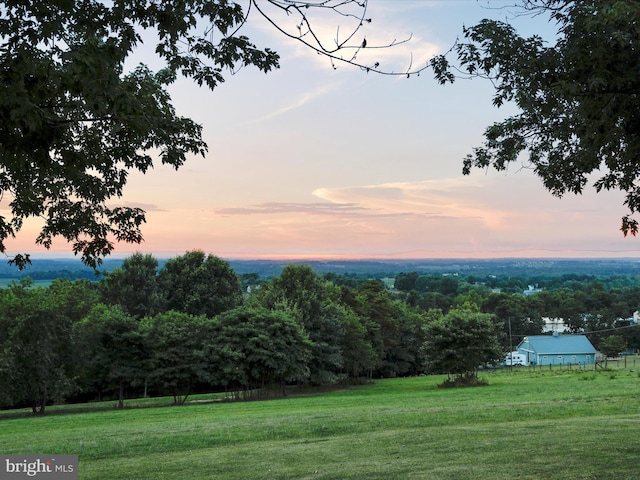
517,333,597,366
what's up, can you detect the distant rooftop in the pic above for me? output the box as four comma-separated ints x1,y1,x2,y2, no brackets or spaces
519,335,597,354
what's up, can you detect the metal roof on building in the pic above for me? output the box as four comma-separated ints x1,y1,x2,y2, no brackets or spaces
518,335,597,354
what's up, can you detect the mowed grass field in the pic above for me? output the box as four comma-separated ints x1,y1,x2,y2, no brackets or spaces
1,367,639,480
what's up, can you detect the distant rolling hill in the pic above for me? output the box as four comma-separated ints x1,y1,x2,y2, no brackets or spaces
1,256,640,283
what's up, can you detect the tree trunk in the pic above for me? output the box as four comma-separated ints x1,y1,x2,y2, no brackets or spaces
118,381,125,409
38,385,47,414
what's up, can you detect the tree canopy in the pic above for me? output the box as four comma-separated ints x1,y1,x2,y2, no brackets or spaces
431,0,640,235
211,306,312,397
422,305,504,385
100,252,161,318
0,278,98,412
141,310,211,404
157,250,242,317
0,0,285,268
74,303,143,408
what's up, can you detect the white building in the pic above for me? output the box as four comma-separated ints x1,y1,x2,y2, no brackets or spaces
541,317,570,334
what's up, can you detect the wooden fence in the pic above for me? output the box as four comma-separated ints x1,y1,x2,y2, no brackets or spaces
492,355,639,373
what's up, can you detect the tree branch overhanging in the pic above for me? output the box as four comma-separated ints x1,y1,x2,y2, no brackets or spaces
249,0,431,76
431,0,640,237
0,0,432,269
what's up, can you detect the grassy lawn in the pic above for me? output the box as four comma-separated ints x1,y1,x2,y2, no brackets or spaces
1,368,639,479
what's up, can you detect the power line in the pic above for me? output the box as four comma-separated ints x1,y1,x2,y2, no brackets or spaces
583,323,640,336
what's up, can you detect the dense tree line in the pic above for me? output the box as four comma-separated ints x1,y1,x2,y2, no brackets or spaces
395,271,640,349
1,252,639,412
0,253,430,411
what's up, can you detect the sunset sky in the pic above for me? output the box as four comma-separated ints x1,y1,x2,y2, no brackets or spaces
10,1,640,261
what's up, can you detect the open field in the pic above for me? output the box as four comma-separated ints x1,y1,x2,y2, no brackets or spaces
1,368,639,480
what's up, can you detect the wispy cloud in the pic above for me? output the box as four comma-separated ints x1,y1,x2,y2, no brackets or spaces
250,82,341,123
214,201,367,216
209,177,520,236
312,177,501,224
101,174,634,259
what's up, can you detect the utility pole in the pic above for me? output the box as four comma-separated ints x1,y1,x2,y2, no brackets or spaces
508,317,513,354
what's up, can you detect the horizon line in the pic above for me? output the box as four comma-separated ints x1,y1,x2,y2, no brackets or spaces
9,250,640,263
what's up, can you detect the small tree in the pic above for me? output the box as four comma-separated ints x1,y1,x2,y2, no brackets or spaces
74,304,144,408
211,306,312,398
0,279,99,413
423,306,504,387
599,335,627,359
338,305,377,382
250,264,344,384
141,311,211,404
